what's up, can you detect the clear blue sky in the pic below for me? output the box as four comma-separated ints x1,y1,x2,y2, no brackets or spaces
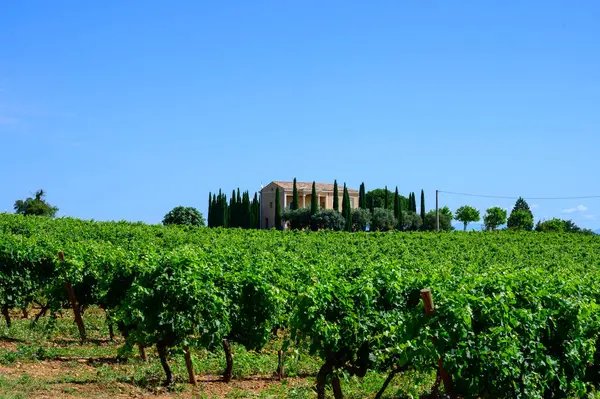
1,1,599,229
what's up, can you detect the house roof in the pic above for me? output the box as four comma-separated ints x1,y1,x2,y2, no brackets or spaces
270,181,359,193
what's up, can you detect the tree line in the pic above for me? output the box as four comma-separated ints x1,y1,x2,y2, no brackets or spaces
8,188,595,235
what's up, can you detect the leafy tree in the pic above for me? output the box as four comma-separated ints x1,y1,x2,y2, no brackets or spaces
393,187,399,219
351,208,371,232
311,209,345,231
483,207,507,231
507,210,534,231
507,197,534,231
422,210,453,231
207,193,212,227
343,184,352,232
401,211,422,231
292,178,299,210
384,186,389,210
282,207,311,230
359,183,366,209
535,218,592,234
275,187,282,230
455,205,480,231
440,206,453,221
333,180,339,212
13,189,58,218
420,190,425,222
370,208,397,231
162,206,205,227
310,182,318,231
366,188,404,211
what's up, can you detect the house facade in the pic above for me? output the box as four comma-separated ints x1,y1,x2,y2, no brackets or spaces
260,181,359,229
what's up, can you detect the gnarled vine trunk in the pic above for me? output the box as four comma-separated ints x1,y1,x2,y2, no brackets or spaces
222,338,233,382
1,306,11,328
156,340,173,386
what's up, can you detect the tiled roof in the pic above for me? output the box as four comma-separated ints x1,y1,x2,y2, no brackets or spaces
270,181,358,193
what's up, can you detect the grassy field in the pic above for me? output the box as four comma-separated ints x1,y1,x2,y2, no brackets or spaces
0,308,435,398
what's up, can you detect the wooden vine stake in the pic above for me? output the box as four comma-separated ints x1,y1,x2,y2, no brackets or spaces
420,288,454,397
222,338,233,382
58,251,87,343
277,350,285,380
183,346,197,386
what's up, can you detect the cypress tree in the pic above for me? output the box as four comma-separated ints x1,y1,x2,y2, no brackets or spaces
292,178,299,210
208,192,212,227
359,182,366,209
311,181,318,215
343,185,352,232
333,180,339,212
251,193,259,229
398,204,404,231
394,187,399,219
420,189,425,222
342,183,348,218
243,191,251,228
384,185,389,210
275,187,282,230
229,190,236,227
310,182,318,231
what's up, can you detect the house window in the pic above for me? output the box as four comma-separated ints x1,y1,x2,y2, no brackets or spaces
270,202,273,209
265,218,269,228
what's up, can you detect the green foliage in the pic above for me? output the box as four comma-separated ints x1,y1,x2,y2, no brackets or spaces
311,209,345,231
483,206,507,231
1,213,600,397
535,218,592,234
352,208,371,232
455,205,481,231
162,206,205,227
282,208,311,230
422,210,453,231
400,211,422,231
275,187,282,230
507,197,534,231
420,190,425,222
333,180,339,212
507,210,534,231
292,178,299,211
370,208,396,231
366,188,405,211
359,182,366,209
13,190,58,218
342,184,352,232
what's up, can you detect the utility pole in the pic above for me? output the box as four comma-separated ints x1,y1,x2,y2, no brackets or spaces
436,190,439,232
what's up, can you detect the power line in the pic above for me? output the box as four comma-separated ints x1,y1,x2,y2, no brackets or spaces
438,190,600,200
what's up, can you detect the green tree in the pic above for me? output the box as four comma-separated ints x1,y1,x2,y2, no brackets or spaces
420,190,425,222
13,189,58,218
292,178,299,210
384,186,389,210
162,206,205,227
483,207,507,231
455,205,480,231
333,180,339,212
401,211,422,231
282,208,311,230
343,184,352,232
275,187,282,230
366,188,402,210
351,208,371,232
310,182,318,231
507,197,534,231
393,187,400,219
370,208,397,231
311,209,345,231
359,183,366,209
207,192,212,227
422,210,453,231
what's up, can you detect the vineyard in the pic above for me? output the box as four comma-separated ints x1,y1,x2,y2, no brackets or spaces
0,214,600,398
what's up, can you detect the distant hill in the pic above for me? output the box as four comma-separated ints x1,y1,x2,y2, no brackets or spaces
595,229,600,235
